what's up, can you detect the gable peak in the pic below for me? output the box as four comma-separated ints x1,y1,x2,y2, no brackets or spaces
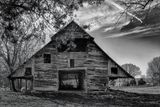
51,20,94,40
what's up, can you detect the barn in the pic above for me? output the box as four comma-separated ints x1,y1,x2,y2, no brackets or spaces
8,21,133,92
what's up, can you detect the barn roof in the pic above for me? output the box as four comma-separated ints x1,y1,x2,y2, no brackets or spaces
8,20,134,79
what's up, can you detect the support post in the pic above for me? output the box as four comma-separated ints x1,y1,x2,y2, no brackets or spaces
19,79,22,90
25,79,27,91
31,79,33,90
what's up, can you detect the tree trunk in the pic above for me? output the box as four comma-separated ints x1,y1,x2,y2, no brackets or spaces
8,66,17,92
10,79,17,92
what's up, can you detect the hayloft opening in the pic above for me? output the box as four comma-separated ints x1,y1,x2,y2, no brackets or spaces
58,70,85,91
111,67,118,74
57,38,88,52
44,53,51,63
69,59,75,68
25,67,32,76
74,38,88,52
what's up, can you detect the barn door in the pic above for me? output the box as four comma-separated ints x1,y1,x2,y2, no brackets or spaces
59,70,84,90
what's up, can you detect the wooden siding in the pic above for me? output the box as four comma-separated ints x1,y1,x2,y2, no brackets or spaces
86,42,109,91
108,60,129,78
34,42,58,91
11,21,132,92
11,59,34,78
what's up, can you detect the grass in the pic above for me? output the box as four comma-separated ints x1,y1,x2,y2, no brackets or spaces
0,91,57,107
0,87,160,107
112,86,160,94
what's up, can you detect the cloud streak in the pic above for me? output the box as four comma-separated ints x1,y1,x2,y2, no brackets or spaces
105,0,143,23
75,1,126,31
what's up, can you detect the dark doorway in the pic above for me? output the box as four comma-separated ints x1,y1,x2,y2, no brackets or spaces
59,70,85,91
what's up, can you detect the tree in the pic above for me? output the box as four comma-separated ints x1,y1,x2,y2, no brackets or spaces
130,79,136,86
138,78,146,85
147,56,160,85
117,0,154,10
0,59,10,88
122,63,141,77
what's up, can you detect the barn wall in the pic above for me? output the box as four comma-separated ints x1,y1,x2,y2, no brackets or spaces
11,59,34,91
12,21,130,92
12,59,34,78
53,25,110,91
85,41,109,91
108,60,129,78
33,41,58,91
56,52,88,92
32,29,110,92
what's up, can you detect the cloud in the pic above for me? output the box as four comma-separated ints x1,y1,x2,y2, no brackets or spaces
75,1,126,31
105,27,152,38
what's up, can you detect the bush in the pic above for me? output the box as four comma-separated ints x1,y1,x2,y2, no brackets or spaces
138,78,146,85
130,79,136,86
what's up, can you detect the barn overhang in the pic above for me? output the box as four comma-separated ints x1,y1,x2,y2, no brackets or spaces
8,75,33,80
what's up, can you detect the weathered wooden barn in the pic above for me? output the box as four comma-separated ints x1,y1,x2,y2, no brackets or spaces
8,21,133,92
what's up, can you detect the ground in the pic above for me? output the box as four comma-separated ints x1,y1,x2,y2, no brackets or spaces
0,87,160,107
112,86,160,94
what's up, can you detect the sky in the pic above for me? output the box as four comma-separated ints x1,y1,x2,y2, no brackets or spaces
74,1,160,76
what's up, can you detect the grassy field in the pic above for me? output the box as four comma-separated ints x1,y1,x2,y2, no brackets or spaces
0,87,160,107
112,86,160,94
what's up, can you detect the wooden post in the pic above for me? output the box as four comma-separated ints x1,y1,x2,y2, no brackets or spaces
31,79,33,90
105,77,110,92
17,79,20,90
20,79,22,89
25,79,27,91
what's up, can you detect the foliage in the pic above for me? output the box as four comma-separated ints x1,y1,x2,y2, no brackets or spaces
130,79,136,86
138,78,146,85
122,63,141,77
147,56,160,85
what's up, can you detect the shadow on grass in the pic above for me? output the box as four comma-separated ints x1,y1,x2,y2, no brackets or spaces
27,89,160,107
